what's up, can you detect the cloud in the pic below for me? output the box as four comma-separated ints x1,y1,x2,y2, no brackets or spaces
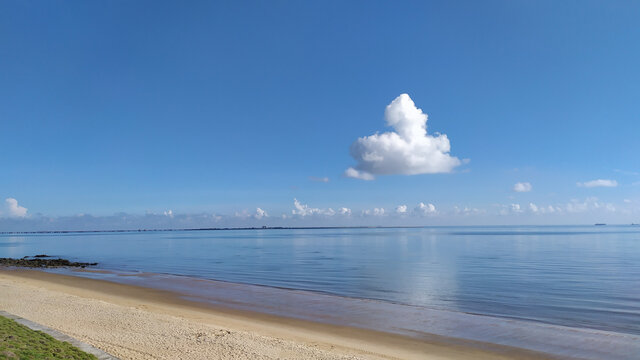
511,204,523,213
362,208,385,216
414,202,437,215
291,199,345,217
344,168,375,181
163,210,174,217
527,203,561,214
454,206,484,215
254,208,268,219
396,205,408,214
309,176,330,183
345,94,461,180
234,208,270,220
513,182,532,192
4,198,28,218
292,198,322,216
577,179,618,188
565,197,615,213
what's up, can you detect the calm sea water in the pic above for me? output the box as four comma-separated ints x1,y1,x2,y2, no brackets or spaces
1,226,639,337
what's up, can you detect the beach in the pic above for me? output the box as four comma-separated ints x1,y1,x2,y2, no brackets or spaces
0,269,550,360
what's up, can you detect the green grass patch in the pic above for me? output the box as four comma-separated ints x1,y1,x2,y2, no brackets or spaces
0,315,97,360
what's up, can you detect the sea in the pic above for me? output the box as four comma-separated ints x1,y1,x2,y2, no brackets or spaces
1,225,639,359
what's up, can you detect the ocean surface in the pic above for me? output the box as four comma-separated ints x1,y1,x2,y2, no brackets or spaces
2,226,640,358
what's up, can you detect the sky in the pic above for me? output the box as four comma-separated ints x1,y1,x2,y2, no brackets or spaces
1,1,640,230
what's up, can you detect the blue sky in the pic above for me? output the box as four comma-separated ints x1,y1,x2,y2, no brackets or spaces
1,1,639,229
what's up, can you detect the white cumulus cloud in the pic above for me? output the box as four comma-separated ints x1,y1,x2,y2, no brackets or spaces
292,198,322,216
345,94,461,180
291,199,347,217
4,198,28,218
414,202,437,215
513,182,532,192
395,205,408,214
577,179,618,188
254,208,268,219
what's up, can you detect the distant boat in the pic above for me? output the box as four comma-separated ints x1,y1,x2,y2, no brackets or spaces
594,223,606,226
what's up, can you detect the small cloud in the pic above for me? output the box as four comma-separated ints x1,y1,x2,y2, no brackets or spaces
291,199,341,217
292,198,321,216
577,179,618,188
414,202,437,215
254,208,268,219
4,198,28,218
513,182,532,192
511,204,523,213
309,176,330,183
163,210,174,217
345,94,461,180
527,203,561,214
344,168,375,181
362,208,385,216
624,199,632,203
454,206,484,215
395,205,408,214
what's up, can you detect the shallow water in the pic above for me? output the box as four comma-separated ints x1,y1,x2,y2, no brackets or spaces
1,226,639,337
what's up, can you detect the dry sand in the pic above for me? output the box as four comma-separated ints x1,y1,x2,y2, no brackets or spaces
0,269,552,360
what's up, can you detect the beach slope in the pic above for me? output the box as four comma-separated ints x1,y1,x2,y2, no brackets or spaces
0,270,550,360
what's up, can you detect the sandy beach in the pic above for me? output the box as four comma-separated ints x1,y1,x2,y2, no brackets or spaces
0,269,554,360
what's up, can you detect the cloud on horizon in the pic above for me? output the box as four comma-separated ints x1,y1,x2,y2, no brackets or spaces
291,198,347,217
345,94,461,180
1,196,636,233
1,198,636,233
415,202,437,216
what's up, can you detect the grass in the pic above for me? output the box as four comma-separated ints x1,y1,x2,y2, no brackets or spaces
0,315,97,360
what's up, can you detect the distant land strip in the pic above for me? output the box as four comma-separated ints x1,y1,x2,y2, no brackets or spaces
0,225,427,235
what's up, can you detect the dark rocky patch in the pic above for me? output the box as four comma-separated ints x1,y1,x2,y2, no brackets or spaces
0,257,98,268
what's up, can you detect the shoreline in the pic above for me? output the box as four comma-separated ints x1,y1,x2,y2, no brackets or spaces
39,266,640,360
0,268,554,360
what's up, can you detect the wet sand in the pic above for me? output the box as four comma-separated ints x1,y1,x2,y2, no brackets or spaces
0,269,555,359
